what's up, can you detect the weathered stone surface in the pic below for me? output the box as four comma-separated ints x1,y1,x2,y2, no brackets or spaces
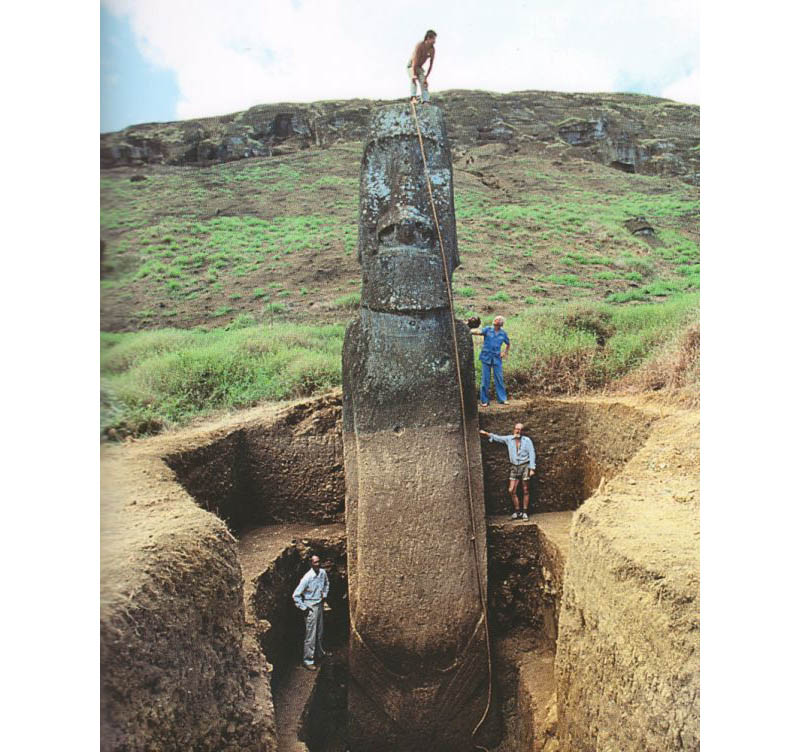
342,104,490,751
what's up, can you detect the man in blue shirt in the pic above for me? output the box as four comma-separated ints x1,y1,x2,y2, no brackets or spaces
479,423,536,520
292,554,330,670
471,315,511,406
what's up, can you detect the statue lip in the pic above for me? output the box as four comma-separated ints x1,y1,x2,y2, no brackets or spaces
374,243,438,258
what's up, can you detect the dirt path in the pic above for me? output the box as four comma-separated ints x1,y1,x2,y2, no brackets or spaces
272,662,317,752
488,511,574,551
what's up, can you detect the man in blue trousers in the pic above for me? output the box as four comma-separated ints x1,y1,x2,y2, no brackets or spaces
471,315,511,406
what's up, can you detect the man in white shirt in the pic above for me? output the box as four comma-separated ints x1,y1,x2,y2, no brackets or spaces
479,423,536,520
292,554,330,670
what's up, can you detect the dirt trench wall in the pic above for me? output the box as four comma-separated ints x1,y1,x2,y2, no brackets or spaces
100,453,276,752
554,413,700,752
487,522,564,644
249,532,348,678
479,399,655,515
243,396,343,524
166,394,344,530
165,394,653,532
162,429,251,529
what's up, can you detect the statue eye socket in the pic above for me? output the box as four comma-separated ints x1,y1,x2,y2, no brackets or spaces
377,225,395,243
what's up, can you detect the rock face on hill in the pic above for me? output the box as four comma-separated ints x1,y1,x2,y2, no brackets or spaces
100,89,699,185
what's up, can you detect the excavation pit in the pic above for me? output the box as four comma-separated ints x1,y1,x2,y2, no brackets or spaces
101,393,699,752
237,513,572,752
162,393,656,534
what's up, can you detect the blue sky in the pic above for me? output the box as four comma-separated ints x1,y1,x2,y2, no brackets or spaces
100,0,699,133
101,7,180,132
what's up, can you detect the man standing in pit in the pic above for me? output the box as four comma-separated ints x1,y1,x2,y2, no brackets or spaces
408,30,436,104
292,554,329,670
479,423,536,520
471,315,511,406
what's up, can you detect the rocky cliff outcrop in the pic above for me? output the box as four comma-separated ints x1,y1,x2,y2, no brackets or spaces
101,90,699,184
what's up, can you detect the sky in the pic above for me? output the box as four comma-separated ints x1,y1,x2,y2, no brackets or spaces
101,0,699,132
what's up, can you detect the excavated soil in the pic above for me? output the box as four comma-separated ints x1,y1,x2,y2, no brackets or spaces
100,392,698,752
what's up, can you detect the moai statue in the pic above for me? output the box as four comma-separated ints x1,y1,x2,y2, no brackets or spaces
342,104,490,752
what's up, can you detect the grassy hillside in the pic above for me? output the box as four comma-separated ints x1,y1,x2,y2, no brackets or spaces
101,294,698,436
100,92,699,436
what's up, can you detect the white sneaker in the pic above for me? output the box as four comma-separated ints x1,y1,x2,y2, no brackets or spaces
521,512,529,521
510,512,519,520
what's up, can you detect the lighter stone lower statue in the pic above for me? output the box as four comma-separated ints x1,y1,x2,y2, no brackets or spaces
342,104,490,752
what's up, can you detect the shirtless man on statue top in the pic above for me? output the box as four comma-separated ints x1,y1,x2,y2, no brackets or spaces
407,30,436,104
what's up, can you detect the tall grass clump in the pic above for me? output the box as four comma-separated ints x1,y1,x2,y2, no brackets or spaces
101,322,345,436
333,292,361,310
497,293,698,394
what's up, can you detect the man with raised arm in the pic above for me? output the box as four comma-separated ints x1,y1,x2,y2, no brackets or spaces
407,30,437,104
479,422,536,520
471,315,511,406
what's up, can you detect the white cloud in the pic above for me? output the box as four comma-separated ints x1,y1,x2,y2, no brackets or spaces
662,68,700,104
102,0,699,120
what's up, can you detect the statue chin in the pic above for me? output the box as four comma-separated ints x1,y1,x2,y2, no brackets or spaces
361,246,449,313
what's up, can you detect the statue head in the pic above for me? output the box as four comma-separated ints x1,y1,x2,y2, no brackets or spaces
358,104,459,312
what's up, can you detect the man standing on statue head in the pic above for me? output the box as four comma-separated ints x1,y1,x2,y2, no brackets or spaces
408,30,436,104
292,554,329,670
479,423,536,520
471,315,510,406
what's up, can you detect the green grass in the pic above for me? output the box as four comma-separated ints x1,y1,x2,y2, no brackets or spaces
104,213,344,287
495,293,699,391
102,123,697,331
544,274,594,288
101,322,345,434
102,293,698,436
333,292,361,310
262,302,289,315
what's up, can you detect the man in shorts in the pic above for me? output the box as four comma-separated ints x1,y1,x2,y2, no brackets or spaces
479,423,536,520
407,30,436,104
